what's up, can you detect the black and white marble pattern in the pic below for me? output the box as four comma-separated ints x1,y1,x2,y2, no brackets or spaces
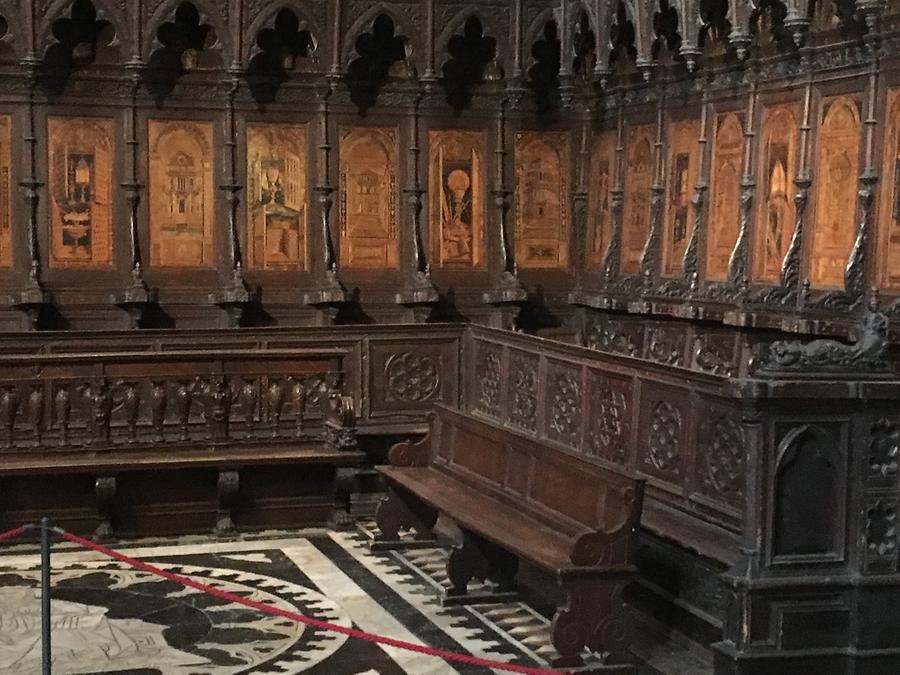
0,527,711,674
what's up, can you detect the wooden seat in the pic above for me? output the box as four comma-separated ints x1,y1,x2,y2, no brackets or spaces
375,404,645,668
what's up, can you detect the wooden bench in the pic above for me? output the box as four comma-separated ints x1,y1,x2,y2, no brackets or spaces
375,404,645,668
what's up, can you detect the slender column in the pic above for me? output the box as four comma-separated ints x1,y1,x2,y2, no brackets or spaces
682,88,711,286
727,77,758,295
424,0,436,81
512,0,524,82
330,0,343,76
601,93,625,282
638,92,666,289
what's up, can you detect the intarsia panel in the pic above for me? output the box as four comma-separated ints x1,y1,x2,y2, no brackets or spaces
878,88,900,289
811,96,861,288
621,125,655,275
706,112,744,280
148,120,215,268
0,116,10,268
246,124,307,271
339,127,399,269
754,104,799,282
429,130,485,268
514,131,570,269
48,117,114,269
663,119,701,276
588,131,616,266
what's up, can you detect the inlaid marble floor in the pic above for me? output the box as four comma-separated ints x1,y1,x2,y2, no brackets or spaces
0,527,710,674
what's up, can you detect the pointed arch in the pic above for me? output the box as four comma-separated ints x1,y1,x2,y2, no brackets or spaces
243,1,324,64
524,6,558,69
143,0,232,63
342,3,417,71
0,0,24,58
38,0,128,52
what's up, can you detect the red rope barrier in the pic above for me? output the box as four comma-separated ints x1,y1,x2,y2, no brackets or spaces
58,529,566,675
0,524,29,544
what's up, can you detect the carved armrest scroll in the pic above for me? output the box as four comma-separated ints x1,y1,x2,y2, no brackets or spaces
570,484,643,567
386,412,435,467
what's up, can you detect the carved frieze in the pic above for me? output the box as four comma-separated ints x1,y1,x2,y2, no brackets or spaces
588,131,616,267
0,115,9,268
646,325,686,367
754,104,799,283
246,124,308,271
693,332,737,377
811,96,861,288
706,112,744,281
586,316,643,358
662,118,701,277
339,127,399,269
429,130,485,268
621,125,655,275
514,131,570,269
148,120,215,268
48,117,114,269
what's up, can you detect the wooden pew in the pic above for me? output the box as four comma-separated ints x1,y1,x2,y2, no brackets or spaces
375,404,645,668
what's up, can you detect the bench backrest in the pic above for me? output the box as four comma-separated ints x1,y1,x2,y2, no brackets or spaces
426,405,644,541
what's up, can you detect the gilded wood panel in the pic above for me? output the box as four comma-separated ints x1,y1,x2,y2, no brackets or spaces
514,131,570,269
706,112,744,280
339,127,399,269
48,117,114,269
811,96,861,288
753,104,799,283
878,88,900,290
588,131,616,267
148,120,215,268
246,124,307,271
621,124,655,275
663,119,701,276
0,116,10,268
428,130,485,268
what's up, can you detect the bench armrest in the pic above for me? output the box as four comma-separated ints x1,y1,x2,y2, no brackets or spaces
570,483,644,567
387,413,434,467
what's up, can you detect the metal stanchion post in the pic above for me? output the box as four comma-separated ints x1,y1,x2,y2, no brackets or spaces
40,517,51,675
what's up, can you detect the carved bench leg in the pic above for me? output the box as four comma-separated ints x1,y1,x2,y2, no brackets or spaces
550,572,631,668
330,466,358,531
94,476,117,542
216,470,240,535
446,529,519,601
373,485,438,549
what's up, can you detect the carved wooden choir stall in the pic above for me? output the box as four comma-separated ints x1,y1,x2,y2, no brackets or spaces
0,0,898,673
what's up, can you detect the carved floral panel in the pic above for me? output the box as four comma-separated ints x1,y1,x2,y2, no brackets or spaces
148,120,215,268
621,125,655,274
696,407,745,510
246,124,307,271
429,130,485,268
474,341,502,419
585,370,632,467
753,104,799,283
663,118,701,276
811,96,861,288
706,112,744,280
588,131,617,266
507,349,538,433
48,117,114,269
0,115,10,268
639,396,685,484
878,88,900,290
339,127,399,269
544,360,581,448
514,131,570,269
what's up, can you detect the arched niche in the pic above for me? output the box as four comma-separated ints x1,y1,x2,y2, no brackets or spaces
345,13,414,114
440,15,499,112
245,8,318,104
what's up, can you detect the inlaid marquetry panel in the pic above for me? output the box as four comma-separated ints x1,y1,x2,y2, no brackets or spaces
621,125,655,275
339,127,399,269
588,131,616,267
48,117,114,269
811,96,861,288
0,116,10,268
879,88,900,289
753,104,799,282
663,118,701,276
514,131,570,269
246,124,307,271
706,112,744,280
148,120,215,268
429,130,485,268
